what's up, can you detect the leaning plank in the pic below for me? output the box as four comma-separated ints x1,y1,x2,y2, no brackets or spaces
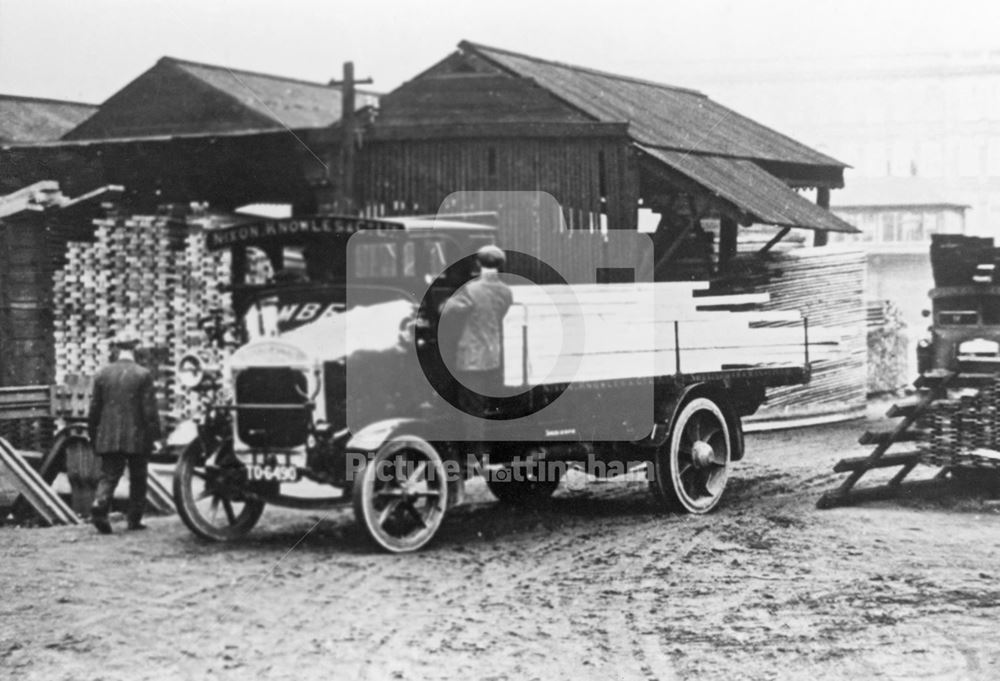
0,436,80,526
146,474,176,515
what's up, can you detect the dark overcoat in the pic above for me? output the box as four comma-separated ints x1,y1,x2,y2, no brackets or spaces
87,358,162,456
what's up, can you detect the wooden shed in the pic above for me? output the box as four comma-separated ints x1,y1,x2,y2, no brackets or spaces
358,41,857,282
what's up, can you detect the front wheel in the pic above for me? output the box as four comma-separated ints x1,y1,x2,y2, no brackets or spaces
173,438,265,541
352,437,448,553
650,397,732,514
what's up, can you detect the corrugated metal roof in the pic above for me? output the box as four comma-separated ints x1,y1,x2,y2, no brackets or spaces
0,95,97,143
462,41,845,169
171,58,379,129
642,146,859,233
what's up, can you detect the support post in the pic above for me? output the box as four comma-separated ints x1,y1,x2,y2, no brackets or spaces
718,215,738,271
814,187,830,247
329,62,373,215
340,62,355,215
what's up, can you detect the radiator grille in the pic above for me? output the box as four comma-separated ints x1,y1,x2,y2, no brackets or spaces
235,368,310,448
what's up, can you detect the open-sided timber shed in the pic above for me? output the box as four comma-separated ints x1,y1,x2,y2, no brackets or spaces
361,41,856,281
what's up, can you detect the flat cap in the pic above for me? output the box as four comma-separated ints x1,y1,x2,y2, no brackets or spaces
476,244,506,268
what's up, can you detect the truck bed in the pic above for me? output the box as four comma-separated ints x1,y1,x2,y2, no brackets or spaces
498,282,837,389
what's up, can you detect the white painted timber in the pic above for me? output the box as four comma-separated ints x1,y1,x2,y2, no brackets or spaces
501,282,841,387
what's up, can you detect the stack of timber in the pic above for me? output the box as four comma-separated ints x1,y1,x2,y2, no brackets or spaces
919,376,1000,470
866,299,910,396
174,220,235,421
743,246,867,426
52,214,234,426
501,281,843,387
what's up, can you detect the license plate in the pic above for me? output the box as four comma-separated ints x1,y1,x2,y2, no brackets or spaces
247,464,299,483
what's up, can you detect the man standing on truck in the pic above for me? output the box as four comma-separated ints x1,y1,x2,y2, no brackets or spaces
88,329,162,534
441,245,513,443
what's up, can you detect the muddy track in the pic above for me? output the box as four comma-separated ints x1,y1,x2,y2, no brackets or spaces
3,419,1000,680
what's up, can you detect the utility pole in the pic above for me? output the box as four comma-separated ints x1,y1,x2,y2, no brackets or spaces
329,62,373,214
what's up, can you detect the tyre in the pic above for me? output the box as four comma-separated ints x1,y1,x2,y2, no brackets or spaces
486,446,561,505
650,396,732,514
352,436,448,553
173,438,265,541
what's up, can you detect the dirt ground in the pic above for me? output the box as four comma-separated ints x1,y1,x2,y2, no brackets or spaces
3,408,1000,681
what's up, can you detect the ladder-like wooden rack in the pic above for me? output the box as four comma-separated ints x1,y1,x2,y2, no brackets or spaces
818,370,998,508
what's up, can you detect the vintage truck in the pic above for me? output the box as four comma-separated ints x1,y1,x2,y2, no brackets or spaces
172,214,814,552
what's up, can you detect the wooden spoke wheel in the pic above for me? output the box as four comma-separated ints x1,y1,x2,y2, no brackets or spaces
486,446,561,505
650,397,732,514
174,438,265,541
352,437,448,553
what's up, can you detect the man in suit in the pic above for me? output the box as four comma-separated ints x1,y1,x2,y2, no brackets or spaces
441,245,513,442
88,329,162,534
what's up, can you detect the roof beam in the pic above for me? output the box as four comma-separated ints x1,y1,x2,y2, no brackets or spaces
368,121,630,141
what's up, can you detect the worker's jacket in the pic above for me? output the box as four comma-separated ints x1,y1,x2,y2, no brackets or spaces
87,358,162,456
442,270,513,372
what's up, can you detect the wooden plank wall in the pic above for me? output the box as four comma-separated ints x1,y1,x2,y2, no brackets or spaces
357,137,641,283
0,217,56,388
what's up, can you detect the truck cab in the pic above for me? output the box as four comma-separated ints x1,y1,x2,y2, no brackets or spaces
180,214,497,483
919,234,1000,375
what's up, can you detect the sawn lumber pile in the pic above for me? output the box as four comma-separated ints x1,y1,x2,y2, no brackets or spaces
745,246,867,423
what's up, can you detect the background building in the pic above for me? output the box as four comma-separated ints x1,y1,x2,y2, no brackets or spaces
682,51,1000,380
680,50,999,238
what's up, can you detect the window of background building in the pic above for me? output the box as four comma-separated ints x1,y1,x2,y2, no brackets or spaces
958,81,983,121
918,81,945,123
880,212,899,242
958,141,981,177
918,140,945,177
890,141,913,177
899,212,923,241
988,139,1000,177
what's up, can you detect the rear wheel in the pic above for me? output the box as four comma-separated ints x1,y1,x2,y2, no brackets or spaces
352,437,448,553
174,438,265,541
650,397,732,513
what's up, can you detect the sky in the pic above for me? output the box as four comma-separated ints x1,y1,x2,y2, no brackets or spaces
3,0,1000,105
